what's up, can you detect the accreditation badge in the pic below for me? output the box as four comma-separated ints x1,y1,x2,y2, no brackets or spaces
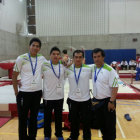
56,81,62,95
57,81,62,88
31,78,37,90
75,88,81,97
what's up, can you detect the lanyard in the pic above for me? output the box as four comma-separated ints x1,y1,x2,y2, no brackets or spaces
50,60,60,79
28,53,37,76
94,64,104,83
74,65,82,85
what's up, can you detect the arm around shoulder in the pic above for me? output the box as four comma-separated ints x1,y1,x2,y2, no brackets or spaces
12,71,19,96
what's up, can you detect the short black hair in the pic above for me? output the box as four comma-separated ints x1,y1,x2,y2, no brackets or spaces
73,50,84,58
29,37,42,48
50,46,61,55
92,48,105,57
62,49,67,54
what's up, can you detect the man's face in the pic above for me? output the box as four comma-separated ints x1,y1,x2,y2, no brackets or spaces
29,41,40,56
93,52,104,66
50,51,60,64
73,53,84,66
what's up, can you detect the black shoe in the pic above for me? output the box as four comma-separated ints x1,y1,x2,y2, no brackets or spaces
67,137,72,140
83,136,91,140
28,136,36,140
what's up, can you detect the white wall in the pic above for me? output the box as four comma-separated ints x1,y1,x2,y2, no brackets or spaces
0,0,139,36
0,0,27,34
36,0,109,36
109,0,140,34
36,0,140,36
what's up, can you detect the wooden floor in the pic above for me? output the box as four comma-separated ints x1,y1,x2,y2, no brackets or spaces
0,100,140,140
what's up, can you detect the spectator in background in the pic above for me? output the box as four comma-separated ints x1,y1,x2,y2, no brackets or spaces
136,54,140,62
110,61,119,74
110,61,117,70
136,55,140,68
136,55,140,81
62,49,72,67
121,59,128,70
129,59,136,70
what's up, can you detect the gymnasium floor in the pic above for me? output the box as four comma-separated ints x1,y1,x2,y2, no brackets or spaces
0,78,140,140
0,100,140,140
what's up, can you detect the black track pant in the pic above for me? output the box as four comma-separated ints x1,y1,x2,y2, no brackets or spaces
95,98,116,140
68,98,91,140
43,99,64,138
16,90,42,140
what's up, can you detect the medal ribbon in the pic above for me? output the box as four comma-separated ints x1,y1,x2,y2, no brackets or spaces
50,60,60,79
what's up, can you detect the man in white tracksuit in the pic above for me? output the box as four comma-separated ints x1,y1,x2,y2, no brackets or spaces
66,50,92,140
42,47,65,140
91,48,118,140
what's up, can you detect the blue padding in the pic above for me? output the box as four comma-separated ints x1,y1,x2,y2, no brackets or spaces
37,112,44,128
85,50,93,64
136,68,140,81
85,49,136,64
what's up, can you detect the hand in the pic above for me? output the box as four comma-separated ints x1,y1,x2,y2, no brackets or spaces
61,59,68,66
108,102,115,112
18,80,22,88
15,92,18,96
66,60,73,68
